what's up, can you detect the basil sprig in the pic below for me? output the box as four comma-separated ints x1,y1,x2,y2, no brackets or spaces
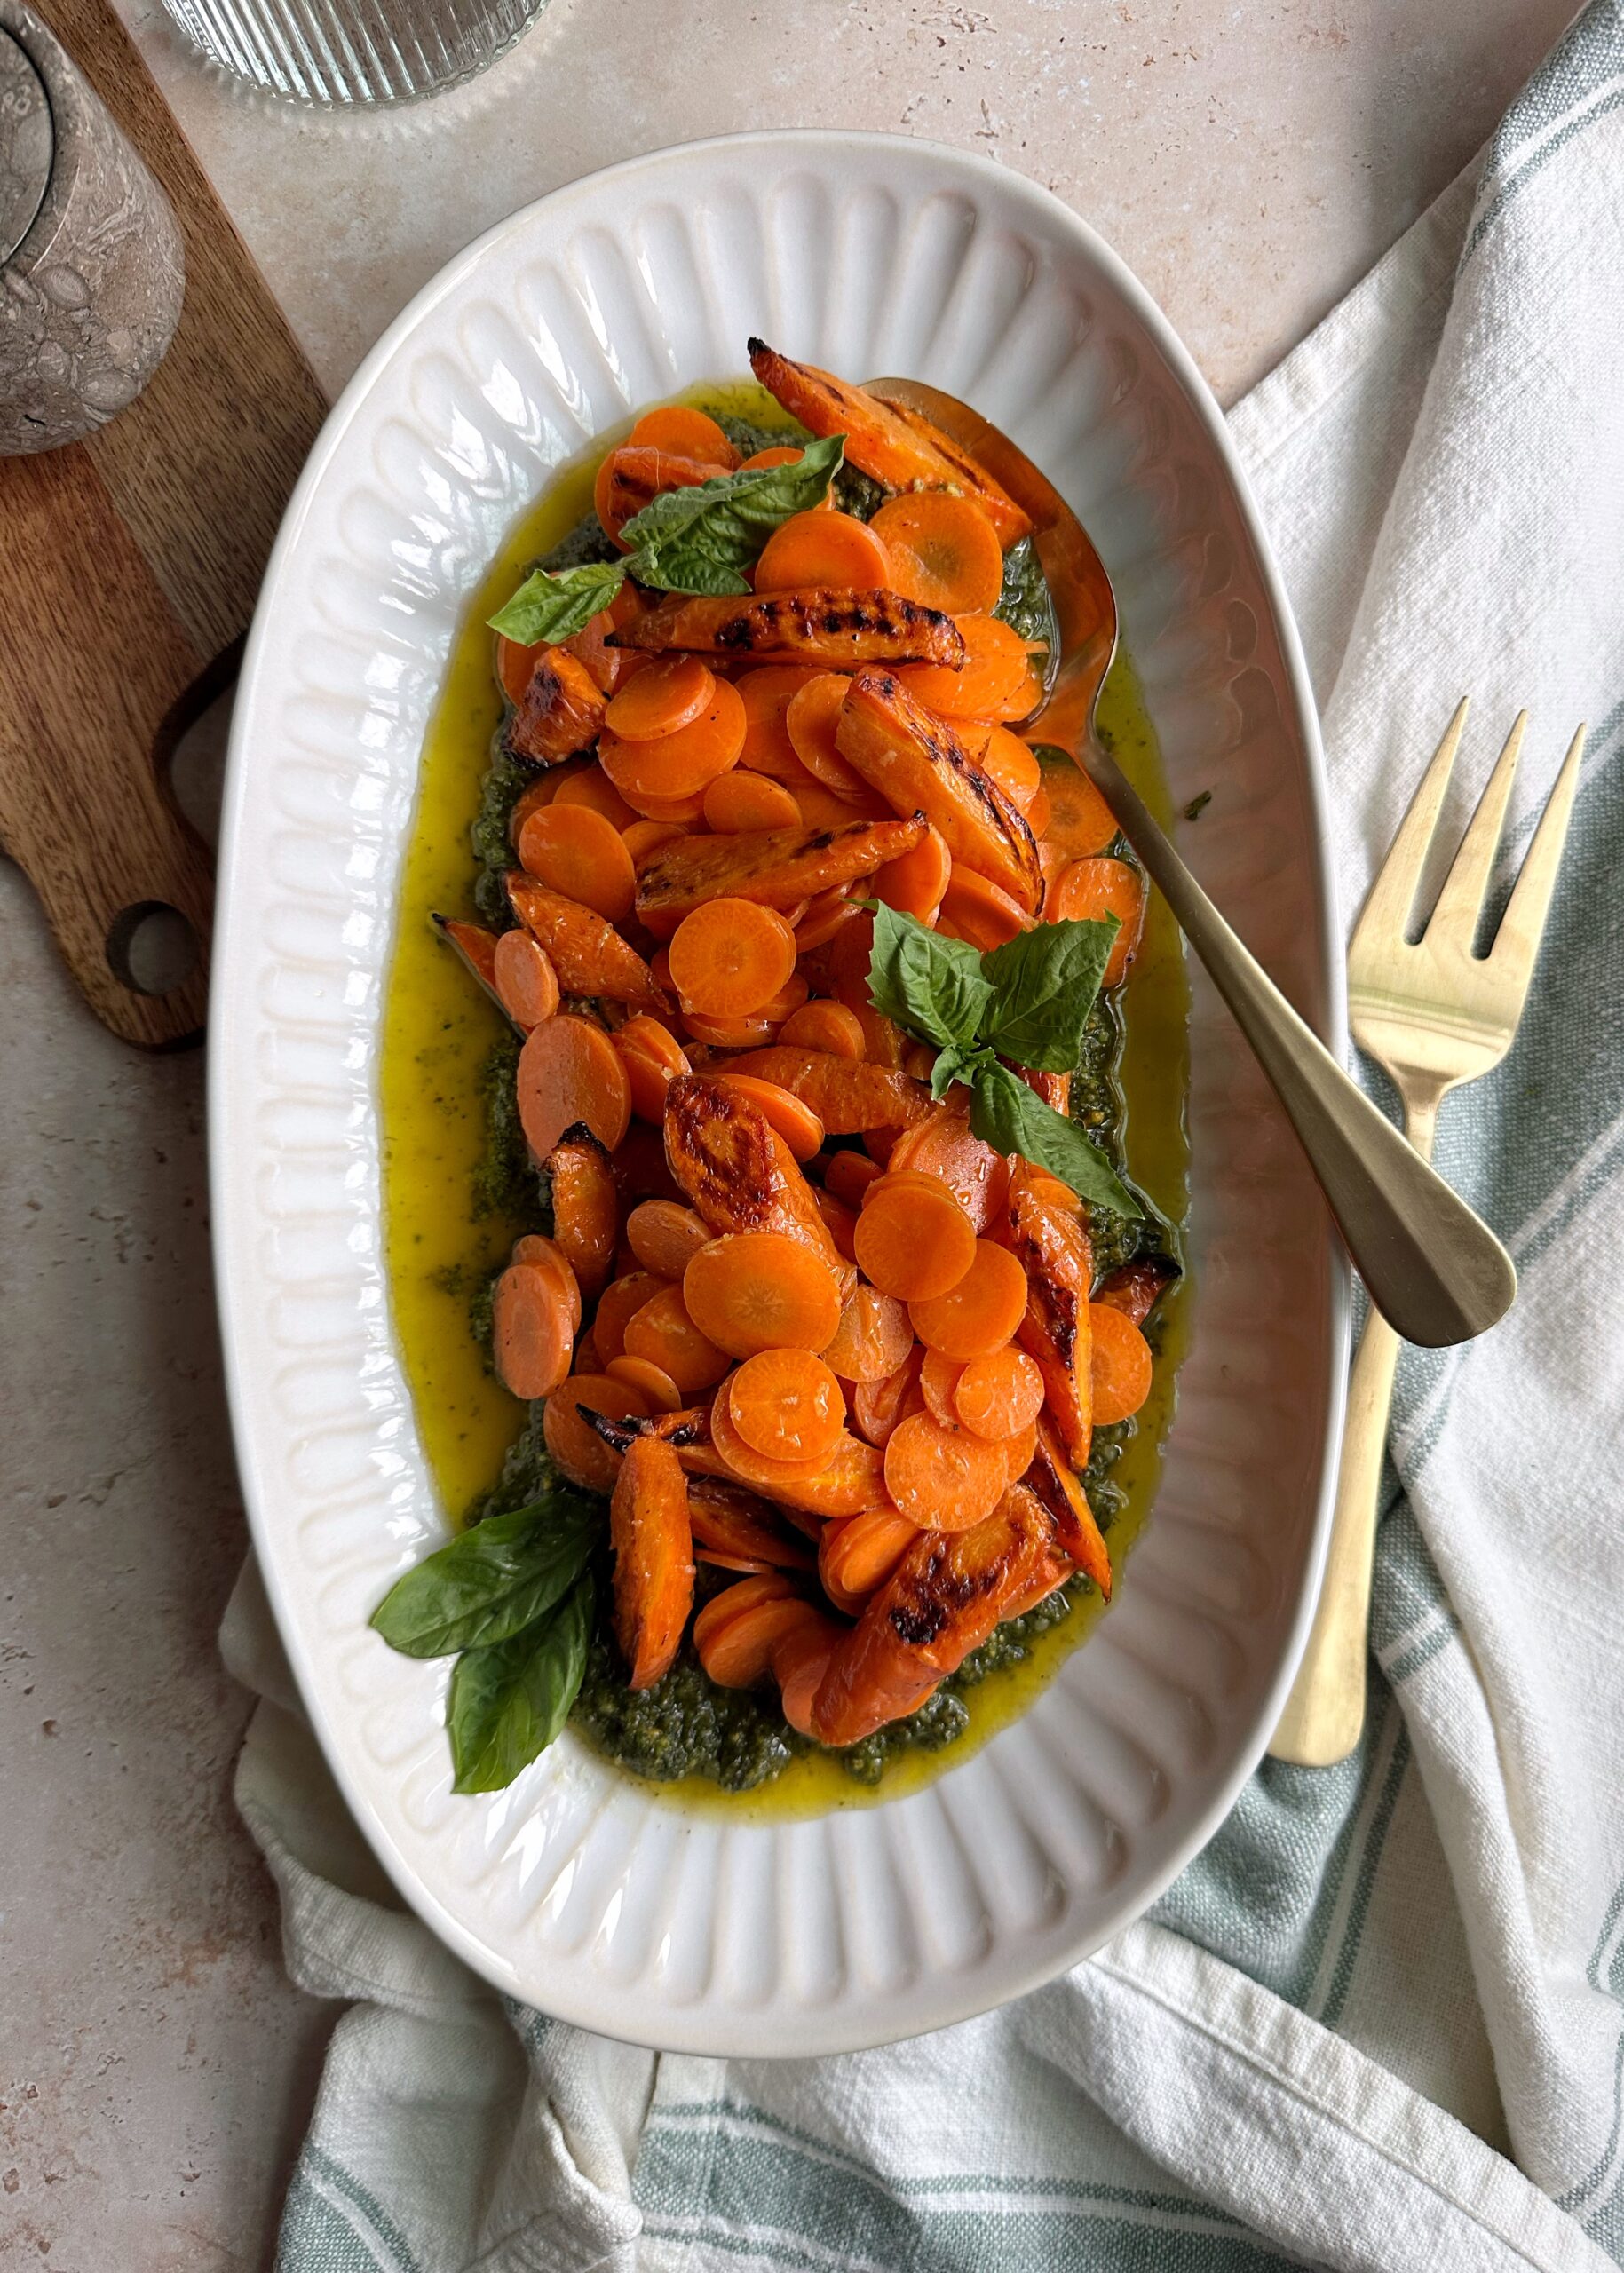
867,902,1140,1217
370,1484,599,1794
486,432,845,640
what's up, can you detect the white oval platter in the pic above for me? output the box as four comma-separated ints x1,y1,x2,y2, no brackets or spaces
211,130,1349,2057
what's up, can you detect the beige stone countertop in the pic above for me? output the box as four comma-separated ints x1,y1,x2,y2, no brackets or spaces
0,1,1574,2265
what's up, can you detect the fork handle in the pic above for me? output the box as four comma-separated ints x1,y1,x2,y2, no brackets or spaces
1080,743,1516,1348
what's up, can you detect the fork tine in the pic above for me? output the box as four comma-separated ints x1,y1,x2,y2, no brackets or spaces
1423,710,1526,945
1352,698,1470,951
1488,723,1587,989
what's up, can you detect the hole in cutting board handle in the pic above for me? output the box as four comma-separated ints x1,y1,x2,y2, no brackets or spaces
106,902,201,997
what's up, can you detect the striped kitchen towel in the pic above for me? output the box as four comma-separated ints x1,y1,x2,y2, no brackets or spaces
227,3,1624,2265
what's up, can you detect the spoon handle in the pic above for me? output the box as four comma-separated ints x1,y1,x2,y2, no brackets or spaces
1080,743,1516,1348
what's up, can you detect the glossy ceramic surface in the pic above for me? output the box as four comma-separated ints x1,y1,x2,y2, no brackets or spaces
211,131,1348,2055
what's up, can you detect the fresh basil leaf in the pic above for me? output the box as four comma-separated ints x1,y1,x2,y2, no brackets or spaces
487,560,627,645
619,433,846,596
370,1494,598,1659
969,1060,1140,1217
978,916,1121,1072
448,1571,594,1794
867,901,994,1049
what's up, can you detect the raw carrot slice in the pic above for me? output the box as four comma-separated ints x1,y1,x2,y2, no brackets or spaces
1089,1302,1154,1423
918,1347,965,1427
491,929,560,1032
606,1353,685,1412
885,1100,1011,1232
546,1123,618,1298
898,614,1032,721
551,763,638,831
682,1232,845,1358
599,678,747,801
614,1012,691,1122
955,1346,1045,1439
852,1345,923,1447
669,898,797,1018
819,1510,917,1614
977,726,1042,815
909,1239,1028,1360
542,1371,653,1494
625,1199,712,1279
517,803,638,924
755,509,894,595
707,1381,848,1485
936,862,1034,951
871,821,952,925
680,1009,780,1050
593,1271,673,1365
511,1232,582,1330
492,1263,574,1399
610,1435,694,1690
728,1349,844,1462
883,1411,1009,1532
775,1619,843,1737
715,1074,824,1163
870,492,1003,616
621,817,691,863
605,653,717,741
823,1147,883,1209
852,1173,977,1302
697,1588,820,1690
1039,756,1119,865
628,405,738,464
702,770,804,832
622,1283,732,1395
821,1284,914,1383
780,1001,866,1060
517,1012,632,1158
793,888,865,954
1047,857,1145,986
737,664,824,777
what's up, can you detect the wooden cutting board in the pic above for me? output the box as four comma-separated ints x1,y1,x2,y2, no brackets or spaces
0,0,327,1045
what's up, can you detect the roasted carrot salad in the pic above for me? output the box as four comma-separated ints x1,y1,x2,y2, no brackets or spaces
372,345,1185,1802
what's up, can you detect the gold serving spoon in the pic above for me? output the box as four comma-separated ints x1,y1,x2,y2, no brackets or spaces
866,376,1516,1350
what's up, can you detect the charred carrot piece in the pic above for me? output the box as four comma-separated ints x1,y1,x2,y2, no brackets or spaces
545,1123,618,1300
687,1478,817,1571
1025,1417,1112,1599
1001,1162,1094,1461
506,646,607,766
610,589,966,669
1094,1255,1181,1327
720,1046,932,1134
598,444,734,542
746,340,1031,548
662,1074,850,1280
432,915,507,1017
610,1435,695,1690
836,669,1043,912
505,873,666,1010
810,1485,1051,1746
634,815,924,926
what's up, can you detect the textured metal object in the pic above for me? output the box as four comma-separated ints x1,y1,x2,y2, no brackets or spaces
0,0,183,454
877,374,1517,1353
1271,702,1585,1764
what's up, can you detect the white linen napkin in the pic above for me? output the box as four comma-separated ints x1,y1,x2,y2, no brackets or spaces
228,4,1624,2264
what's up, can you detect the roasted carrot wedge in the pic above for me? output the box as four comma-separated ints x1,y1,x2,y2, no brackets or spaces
597,445,734,544
686,1477,818,1571
505,646,606,765
635,815,925,926
1025,1416,1112,1599
661,1074,850,1279
545,1123,618,1300
1094,1255,1181,1327
836,669,1043,912
611,589,966,669
432,915,505,1014
810,1485,1051,1746
505,873,667,1010
720,1047,932,1134
1001,1164,1094,1463
609,1435,695,1690
746,340,1031,547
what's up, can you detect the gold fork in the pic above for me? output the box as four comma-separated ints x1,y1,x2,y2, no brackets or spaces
1270,701,1587,1765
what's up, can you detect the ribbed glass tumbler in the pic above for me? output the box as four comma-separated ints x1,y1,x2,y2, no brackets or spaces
158,0,548,102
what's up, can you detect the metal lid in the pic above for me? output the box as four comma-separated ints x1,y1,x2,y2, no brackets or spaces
0,26,52,265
